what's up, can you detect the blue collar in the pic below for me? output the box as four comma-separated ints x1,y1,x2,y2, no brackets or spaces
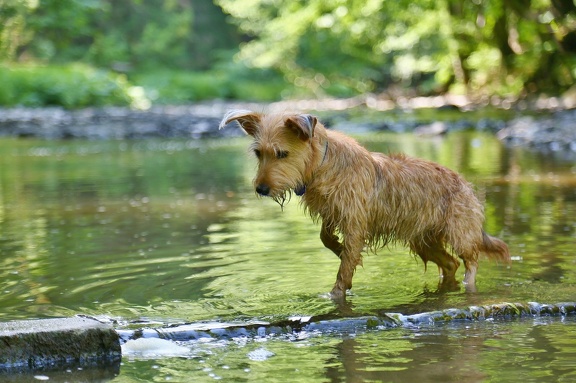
294,140,328,196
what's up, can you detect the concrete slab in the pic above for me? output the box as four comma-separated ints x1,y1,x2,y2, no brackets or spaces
0,316,121,371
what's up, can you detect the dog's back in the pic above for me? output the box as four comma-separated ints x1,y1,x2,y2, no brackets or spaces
365,153,484,253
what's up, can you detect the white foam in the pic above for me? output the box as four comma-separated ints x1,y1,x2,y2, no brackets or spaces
122,338,190,358
247,347,275,361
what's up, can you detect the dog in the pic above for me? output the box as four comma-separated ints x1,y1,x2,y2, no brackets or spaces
220,110,510,299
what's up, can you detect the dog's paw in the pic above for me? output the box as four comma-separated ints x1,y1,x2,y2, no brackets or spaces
329,287,347,301
462,280,478,293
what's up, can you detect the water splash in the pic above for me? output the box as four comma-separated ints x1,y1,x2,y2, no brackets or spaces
247,348,275,361
117,301,576,344
122,337,190,358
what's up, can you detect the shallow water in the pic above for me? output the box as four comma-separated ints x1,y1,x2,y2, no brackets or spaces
0,131,575,381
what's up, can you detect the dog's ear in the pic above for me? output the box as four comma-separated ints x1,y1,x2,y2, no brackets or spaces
285,114,317,141
219,110,261,137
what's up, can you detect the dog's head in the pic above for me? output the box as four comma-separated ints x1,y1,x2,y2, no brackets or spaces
220,110,325,206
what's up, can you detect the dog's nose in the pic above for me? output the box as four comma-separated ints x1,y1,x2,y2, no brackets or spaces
256,184,270,196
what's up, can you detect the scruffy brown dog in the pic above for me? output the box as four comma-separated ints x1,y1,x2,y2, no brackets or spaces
220,110,510,299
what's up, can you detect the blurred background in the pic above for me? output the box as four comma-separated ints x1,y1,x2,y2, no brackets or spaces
1,0,575,109
1,4,576,380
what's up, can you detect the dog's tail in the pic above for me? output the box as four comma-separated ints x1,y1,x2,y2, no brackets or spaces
479,230,510,263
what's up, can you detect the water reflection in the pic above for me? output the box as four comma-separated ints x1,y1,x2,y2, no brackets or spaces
0,134,575,322
116,316,576,382
1,132,575,381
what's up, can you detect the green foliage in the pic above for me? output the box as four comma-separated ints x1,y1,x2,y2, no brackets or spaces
131,70,227,103
216,0,454,95
0,0,37,60
131,63,288,103
0,63,146,108
3,0,239,71
218,0,576,98
0,62,288,108
24,0,100,62
218,61,289,101
82,0,196,70
2,0,575,107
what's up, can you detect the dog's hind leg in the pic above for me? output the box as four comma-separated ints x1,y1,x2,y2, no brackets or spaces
320,221,343,258
410,239,460,290
459,255,478,292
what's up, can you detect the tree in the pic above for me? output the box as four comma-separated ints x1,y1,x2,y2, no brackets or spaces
0,0,37,60
2,0,239,71
217,0,576,98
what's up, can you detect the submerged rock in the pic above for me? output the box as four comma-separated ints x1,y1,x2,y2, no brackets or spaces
116,301,576,343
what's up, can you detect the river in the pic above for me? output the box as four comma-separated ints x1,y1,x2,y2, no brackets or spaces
0,129,574,381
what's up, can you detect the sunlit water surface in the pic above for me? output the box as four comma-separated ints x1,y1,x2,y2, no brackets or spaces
0,131,575,382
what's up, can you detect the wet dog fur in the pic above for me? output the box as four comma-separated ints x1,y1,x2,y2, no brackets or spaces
220,110,510,299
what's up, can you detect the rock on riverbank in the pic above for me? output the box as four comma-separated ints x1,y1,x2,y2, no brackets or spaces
0,103,258,140
0,103,575,157
497,110,576,153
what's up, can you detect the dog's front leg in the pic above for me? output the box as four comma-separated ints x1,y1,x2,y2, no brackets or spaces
330,237,364,300
320,221,343,258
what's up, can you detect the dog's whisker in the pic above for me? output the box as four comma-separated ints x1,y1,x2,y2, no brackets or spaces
272,190,293,210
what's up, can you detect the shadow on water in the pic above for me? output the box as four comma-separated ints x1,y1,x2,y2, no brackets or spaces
0,130,575,381
0,361,120,383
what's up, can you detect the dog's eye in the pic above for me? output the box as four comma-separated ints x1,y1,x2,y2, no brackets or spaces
254,149,262,158
276,150,289,159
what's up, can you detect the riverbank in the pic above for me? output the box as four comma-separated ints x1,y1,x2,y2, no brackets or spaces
0,99,575,158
